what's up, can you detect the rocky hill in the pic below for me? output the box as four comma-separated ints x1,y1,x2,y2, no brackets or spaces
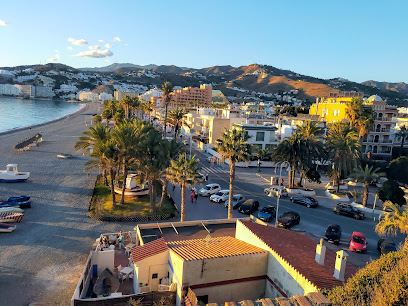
362,80,408,95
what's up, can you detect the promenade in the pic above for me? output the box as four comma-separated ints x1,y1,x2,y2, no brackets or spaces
0,103,135,305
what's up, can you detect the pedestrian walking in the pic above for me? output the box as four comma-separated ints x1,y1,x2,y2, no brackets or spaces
191,192,195,203
172,184,175,192
194,191,198,202
281,178,284,186
205,173,209,182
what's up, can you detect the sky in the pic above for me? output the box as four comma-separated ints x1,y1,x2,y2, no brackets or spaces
0,0,407,83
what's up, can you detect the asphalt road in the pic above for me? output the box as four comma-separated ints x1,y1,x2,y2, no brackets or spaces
170,145,406,268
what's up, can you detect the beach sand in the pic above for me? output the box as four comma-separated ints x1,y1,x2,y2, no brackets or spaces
0,103,135,305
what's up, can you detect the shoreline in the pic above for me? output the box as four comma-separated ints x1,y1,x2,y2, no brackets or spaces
0,102,91,137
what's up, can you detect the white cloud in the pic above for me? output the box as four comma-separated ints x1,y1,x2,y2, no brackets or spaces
98,39,104,42
67,46,73,50
46,51,61,63
67,37,88,45
113,37,121,42
88,45,100,50
105,43,112,48
124,43,128,46
0,19,8,26
73,49,113,58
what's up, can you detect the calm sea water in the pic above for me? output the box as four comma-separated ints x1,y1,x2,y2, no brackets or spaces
0,96,83,132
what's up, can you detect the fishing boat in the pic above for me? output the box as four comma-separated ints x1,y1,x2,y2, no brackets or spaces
114,174,149,197
0,207,23,213
7,195,30,202
0,164,30,182
57,153,73,159
0,212,24,223
0,222,16,233
0,200,31,208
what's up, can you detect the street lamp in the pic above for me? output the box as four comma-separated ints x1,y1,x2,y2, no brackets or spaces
275,161,290,228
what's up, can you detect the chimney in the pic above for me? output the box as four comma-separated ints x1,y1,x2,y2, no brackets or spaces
315,238,326,265
333,250,349,281
315,97,320,116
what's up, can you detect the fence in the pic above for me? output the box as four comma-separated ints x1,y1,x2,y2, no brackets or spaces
73,291,175,306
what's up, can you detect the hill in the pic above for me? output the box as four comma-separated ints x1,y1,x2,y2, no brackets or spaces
362,80,408,95
80,63,157,72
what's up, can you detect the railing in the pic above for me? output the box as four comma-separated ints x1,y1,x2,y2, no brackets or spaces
139,286,151,293
158,285,170,291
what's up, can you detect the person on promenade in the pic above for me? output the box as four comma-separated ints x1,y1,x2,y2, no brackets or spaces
194,191,198,203
191,191,195,203
205,173,209,182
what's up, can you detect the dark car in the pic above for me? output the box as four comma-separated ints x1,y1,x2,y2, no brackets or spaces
257,205,276,222
324,224,342,245
277,211,300,229
290,196,318,208
334,203,364,219
377,239,397,255
238,199,260,215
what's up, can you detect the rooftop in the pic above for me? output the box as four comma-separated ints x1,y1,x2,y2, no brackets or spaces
167,236,267,261
131,238,168,263
240,220,358,290
233,123,278,131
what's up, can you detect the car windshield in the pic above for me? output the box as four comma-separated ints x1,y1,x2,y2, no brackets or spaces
328,227,340,234
203,186,211,190
215,192,223,196
233,196,241,200
383,244,396,251
240,204,250,209
261,207,274,213
352,236,365,244
280,214,292,220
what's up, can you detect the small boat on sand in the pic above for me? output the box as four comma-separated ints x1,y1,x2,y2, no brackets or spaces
0,222,16,233
57,153,73,159
0,207,23,213
7,195,30,202
0,212,24,223
0,164,30,182
0,200,31,208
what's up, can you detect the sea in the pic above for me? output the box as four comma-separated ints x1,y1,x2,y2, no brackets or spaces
0,96,83,133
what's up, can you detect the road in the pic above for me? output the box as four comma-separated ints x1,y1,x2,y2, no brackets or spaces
170,144,405,268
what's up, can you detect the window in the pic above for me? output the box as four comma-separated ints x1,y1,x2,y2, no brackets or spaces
265,144,276,152
269,132,275,142
256,132,265,141
152,273,158,279
251,144,262,152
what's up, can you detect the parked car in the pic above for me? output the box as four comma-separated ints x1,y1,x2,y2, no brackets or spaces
199,183,221,196
257,205,276,222
290,196,318,208
349,231,367,253
238,199,260,215
194,173,205,183
264,187,288,198
334,203,365,219
210,190,229,203
224,194,245,209
324,224,342,245
377,239,397,255
277,211,300,229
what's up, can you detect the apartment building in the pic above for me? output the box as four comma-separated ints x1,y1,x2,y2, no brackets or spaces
233,123,279,152
114,90,139,101
169,84,212,107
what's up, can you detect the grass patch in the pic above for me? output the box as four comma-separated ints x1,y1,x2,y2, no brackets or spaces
91,180,175,218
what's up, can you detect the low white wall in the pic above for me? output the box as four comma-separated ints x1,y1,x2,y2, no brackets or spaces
350,202,386,216
91,249,115,276
287,188,316,196
325,190,349,202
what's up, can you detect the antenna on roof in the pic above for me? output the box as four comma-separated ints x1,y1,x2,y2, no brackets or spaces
201,222,210,234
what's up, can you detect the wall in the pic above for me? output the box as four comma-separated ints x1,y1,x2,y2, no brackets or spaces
180,252,268,304
91,249,115,276
169,250,185,306
134,250,169,293
235,221,318,298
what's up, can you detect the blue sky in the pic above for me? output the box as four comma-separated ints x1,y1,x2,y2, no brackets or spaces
0,1,406,83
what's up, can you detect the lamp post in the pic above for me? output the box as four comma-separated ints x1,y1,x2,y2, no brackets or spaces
275,161,290,228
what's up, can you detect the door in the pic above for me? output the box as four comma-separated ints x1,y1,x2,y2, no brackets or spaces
149,272,160,291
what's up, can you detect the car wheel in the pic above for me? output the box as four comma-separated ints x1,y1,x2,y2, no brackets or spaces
307,204,311,208
335,240,340,245
354,214,360,219
290,199,293,202
335,210,340,215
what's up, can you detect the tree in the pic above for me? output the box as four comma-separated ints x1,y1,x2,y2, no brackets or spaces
168,107,186,139
345,98,375,139
143,100,153,122
395,125,408,156
387,156,408,186
120,95,140,119
376,180,406,206
161,82,173,136
167,153,201,221
376,201,408,248
325,122,360,193
349,189,362,203
350,164,385,206
112,122,139,205
216,128,251,219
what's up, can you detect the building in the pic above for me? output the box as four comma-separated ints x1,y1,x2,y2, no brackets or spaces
99,92,113,102
35,85,54,98
72,218,353,305
233,123,279,152
169,84,212,107
14,84,35,97
78,91,99,102
0,84,20,96
309,91,398,159
211,89,229,104
114,90,139,101
140,88,163,102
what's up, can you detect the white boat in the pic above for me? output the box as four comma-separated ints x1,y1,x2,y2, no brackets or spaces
0,207,24,213
0,212,24,223
0,164,30,182
57,153,73,159
0,222,16,233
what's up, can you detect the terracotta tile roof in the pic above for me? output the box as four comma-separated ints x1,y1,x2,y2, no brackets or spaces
131,238,168,263
240,220,358,290
167,236,267,261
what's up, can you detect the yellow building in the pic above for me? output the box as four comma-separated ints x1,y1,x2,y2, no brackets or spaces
309,91,364,124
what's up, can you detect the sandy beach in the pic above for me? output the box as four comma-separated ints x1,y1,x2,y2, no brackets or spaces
0,103,135,305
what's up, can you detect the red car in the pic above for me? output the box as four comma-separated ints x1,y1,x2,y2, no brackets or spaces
349,231,367,253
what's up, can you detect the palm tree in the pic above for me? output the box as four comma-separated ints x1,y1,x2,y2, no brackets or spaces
325,122,360,193
161,82,173,136
350,164,385,206
297,121,322,139
120,95,132,119
112,122,138,205
395,125,408,156
168,107,186,139
375,201,408,249
143,100,153,123
345,98,375,140
159,139,181,208
167,153,201,221
216,128,251,219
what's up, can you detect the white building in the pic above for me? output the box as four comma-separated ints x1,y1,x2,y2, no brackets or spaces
35,86,55,98
233,124,279,152
59,84,78,93
114,90,139,101
15,84,35,97
0,84,20,96
140,88,163,102
99,92,113,102
78,91,99,102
